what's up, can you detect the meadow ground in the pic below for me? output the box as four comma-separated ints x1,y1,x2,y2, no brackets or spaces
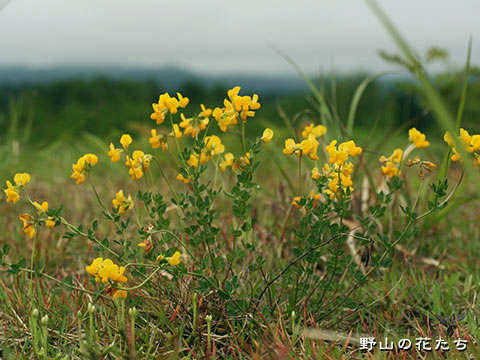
1,84,480,360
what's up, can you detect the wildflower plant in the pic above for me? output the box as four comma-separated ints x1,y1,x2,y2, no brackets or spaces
1,84,471,357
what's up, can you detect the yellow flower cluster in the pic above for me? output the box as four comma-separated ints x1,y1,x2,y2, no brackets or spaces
18,201,55,239
308,140,361,200
33,201,56,227
186,135,225,169
325,140,362,166
312,162,355,200
150,92,189,125
283,136,320,160
112,190,134,214
108,134,153,180
86,258,128,299
219,152,251,172
179,104,211,138
444,128,480,166
148,129,168,151
126,150,152,180
71,154,98,184
301,123,327,139
408,128,430,148
380,149,403,178
283,123,328,160
212,86,261,132
4,172,30,203
292,191,322,208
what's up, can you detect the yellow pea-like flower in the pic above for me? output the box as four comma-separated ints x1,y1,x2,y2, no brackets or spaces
167,251,181,267
14,173,31,187
120,134,132,150
4,180,20,204
408,128,430,149
261,128,274,143
108,143,122,162
176,173,191,184
19,214,35,239
112,190,134,214
220,153,235,172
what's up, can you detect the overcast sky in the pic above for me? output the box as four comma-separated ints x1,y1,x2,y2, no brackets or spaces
0,0,478,75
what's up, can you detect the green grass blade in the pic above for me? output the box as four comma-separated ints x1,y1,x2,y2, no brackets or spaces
346,71,391,137
366,0,480,196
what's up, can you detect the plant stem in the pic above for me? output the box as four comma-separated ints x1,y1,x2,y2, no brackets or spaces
298,152,303,195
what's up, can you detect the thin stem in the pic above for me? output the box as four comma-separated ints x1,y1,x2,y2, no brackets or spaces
29,224,38,302
241,119,247,155
298,152,303,195
153,157,181,206
88,172,107,212
111,266,164,291
19,268,110,299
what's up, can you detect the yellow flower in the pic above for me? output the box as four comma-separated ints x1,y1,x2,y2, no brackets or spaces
179,113,209,138
125,151,152,180
292,196,302,208
326,140,348,166
4,180,20,203
471,135,480,152
379,149,403,178
177,92,190,107
408,128,430,149
19,214,35,239
220,153,235,172
71,154,98,184
33,201,55,227
150,92,189,124
205,135,225,156
86,257,103,279
212,87,259,131
381,161,401,178
236,152,251,170
187,154,199,168
261,128,274,143
282,137,317,159
86,258,128,285
112,290,127,300
444,128,479,163
112,190,134,214
149,129,168,151
176,173,191,184
108,143,122,162
171,124,183,138
138,238,153,253
167,251,181,266
306,135,319,160
156,254,165,262
301,123,327,139
282,139,297,155
338,140,363,157
120,134,132,150
200,104,212,117
311,167,321,180
14,173,31,186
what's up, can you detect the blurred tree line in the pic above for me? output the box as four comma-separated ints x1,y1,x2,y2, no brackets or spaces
0,68,478,147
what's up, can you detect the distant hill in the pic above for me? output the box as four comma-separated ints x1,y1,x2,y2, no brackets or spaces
0,66,310,94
